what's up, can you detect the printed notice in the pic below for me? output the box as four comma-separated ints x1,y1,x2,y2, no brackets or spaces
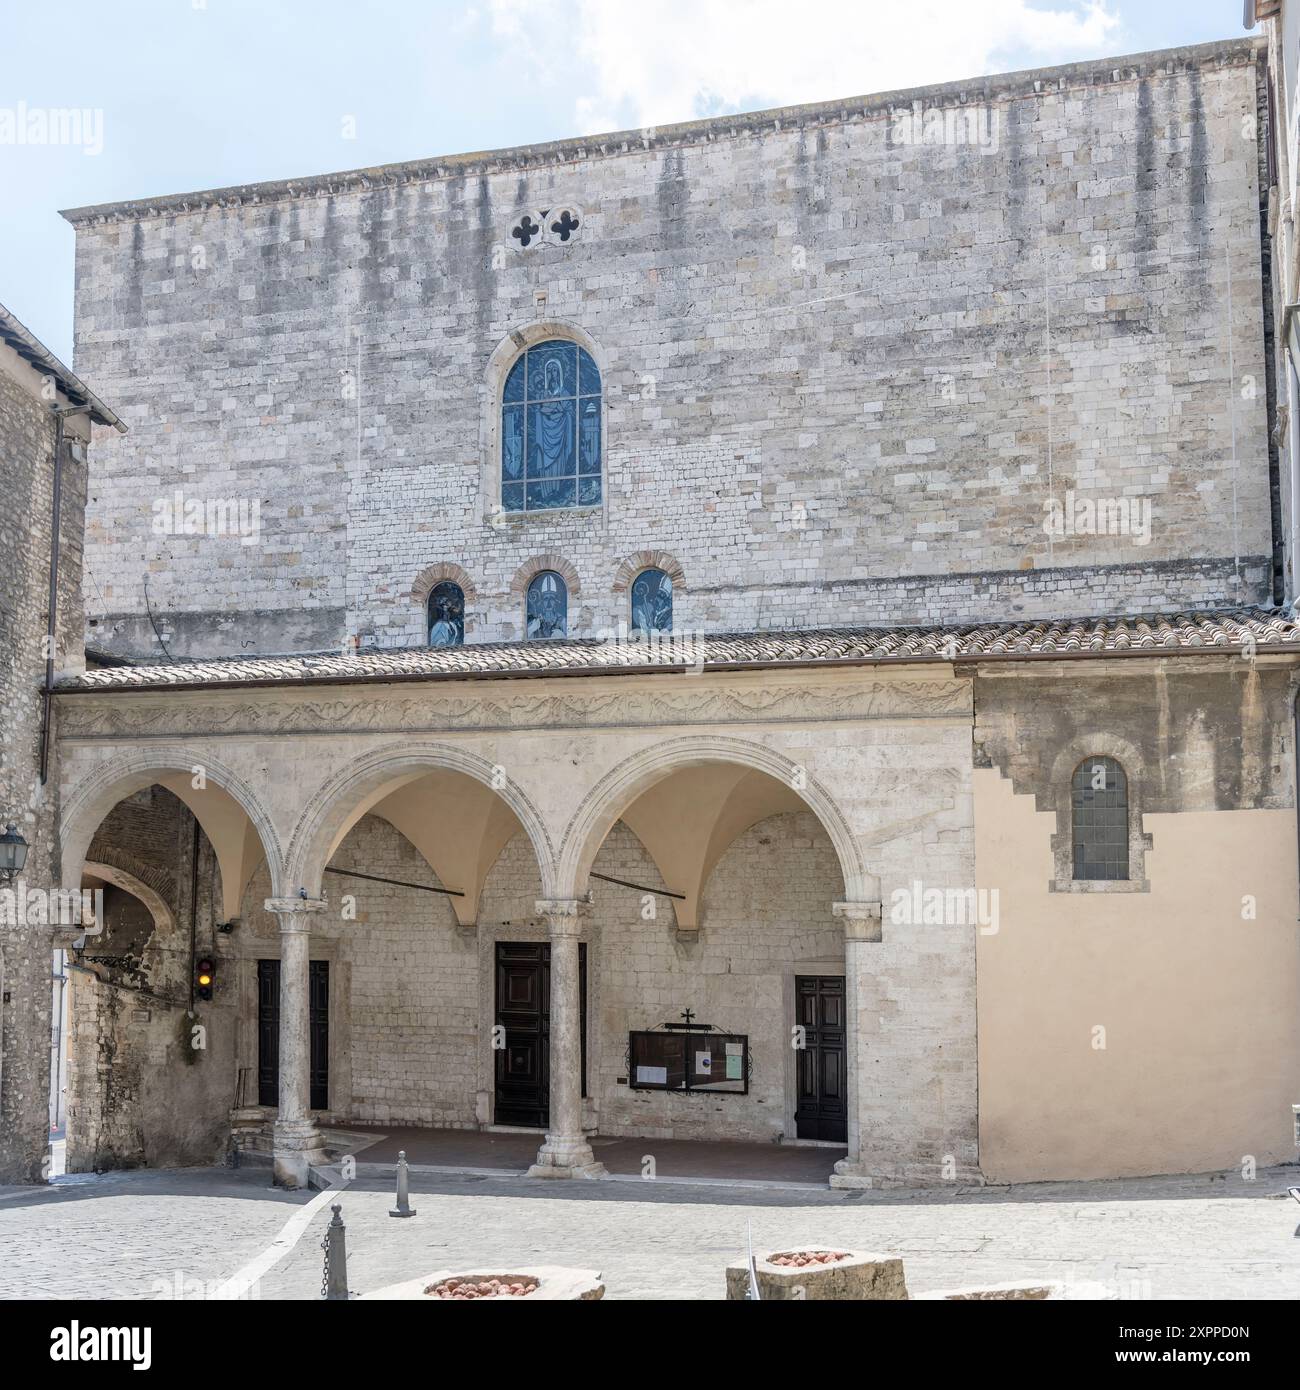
695,1051,712,1074
726,1055,743,1080
636,1065,667,1085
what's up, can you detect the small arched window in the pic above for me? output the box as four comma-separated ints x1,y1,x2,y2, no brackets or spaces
1071,756,1129,880
630,567,672,635
427,581,464,647
526,570,567,639
501,340,601,513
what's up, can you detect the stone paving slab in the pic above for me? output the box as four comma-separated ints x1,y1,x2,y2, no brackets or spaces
341,1124,844,1184
262,1167,1300,1302
1,1164,1296,1301
0,1168,313,1300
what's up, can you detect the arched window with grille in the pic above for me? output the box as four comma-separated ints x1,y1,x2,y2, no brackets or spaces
1071,756,1129,880
630,567,672,636
526,570,567,639
501,339,602,513
426,581,464,647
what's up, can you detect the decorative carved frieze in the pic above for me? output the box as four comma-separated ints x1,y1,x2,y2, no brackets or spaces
57,677,971,741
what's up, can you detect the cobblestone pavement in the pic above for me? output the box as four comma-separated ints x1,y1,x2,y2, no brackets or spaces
2,1163,1296,1300
0,1168,313,1300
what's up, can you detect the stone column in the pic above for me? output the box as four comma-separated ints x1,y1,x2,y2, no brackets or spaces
528,899,605,1179
828,899,881,1190
266,896,329,1188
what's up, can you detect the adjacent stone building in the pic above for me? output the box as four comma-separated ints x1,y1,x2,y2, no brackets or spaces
30,36,1300,1189
0,305,121,1184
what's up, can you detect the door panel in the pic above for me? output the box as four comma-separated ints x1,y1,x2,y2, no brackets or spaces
309,960,329,1111
794,974,847,1142
494,941,587,1128
257,959,279,1108
257,957,329,1113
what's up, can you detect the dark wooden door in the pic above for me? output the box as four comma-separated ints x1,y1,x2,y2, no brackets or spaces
309,960,329,1111
494,941,586,1127
257,958,279,1107
795,975,847,1142
257,958,329,1112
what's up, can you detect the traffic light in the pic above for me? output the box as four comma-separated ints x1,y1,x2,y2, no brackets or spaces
195,957,215,1002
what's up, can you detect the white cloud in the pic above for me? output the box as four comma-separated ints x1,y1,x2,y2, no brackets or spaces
488,0,1121,134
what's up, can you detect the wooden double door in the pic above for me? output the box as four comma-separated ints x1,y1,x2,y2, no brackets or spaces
794,974,847,1142
493,941,586,1128
257,958,329,1111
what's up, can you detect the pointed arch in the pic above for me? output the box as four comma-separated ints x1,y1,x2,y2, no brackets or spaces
60,748,283,916
557,735,877,921
285,740,557,913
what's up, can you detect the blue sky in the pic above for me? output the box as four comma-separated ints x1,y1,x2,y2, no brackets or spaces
1,0,1253,362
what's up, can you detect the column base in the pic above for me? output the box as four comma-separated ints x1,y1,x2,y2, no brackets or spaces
272,1120,329,1189
527,1132,607,1179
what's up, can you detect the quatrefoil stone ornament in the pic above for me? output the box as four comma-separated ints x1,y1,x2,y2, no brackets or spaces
549,208,580,242
511,212,542,249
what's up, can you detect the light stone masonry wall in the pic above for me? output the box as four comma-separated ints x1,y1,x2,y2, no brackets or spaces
240,815,479,1129
0,355,91,1183
590,814,844,1143
69,41,1272,660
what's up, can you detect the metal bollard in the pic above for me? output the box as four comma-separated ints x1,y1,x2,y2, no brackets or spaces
389,1150,417,1218
322,1204,350,1300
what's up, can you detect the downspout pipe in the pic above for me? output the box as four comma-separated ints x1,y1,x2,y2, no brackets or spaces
189,814,200,1009
39,406,89,785
1294,685,1300,918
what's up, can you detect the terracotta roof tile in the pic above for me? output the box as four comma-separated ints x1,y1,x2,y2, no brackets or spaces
57,607,1300,693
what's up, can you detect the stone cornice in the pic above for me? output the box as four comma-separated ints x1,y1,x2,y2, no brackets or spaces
59,39,1261,228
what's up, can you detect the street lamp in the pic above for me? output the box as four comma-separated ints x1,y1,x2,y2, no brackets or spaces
0,824,29,885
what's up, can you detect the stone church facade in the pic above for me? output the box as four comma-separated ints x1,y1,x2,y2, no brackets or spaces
14,35,1299,1188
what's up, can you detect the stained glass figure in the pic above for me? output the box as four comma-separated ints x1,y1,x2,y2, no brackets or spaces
526,570,567,639
427,581,465,647
501,341,601,512
630,568,672,636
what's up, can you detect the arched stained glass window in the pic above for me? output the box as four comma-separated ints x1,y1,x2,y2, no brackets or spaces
526,570,567,639
502,340,601,513
427,581,464,647
630,568,672,635
1071,756,1128,881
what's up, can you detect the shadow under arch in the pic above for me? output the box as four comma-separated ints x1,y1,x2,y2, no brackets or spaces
60,748,284,913
557,734,878,913
82,860,176,937
285,740,558,905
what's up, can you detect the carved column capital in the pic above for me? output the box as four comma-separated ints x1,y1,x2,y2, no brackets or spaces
264,897,328,932
833,900,883,943
535,897,591,936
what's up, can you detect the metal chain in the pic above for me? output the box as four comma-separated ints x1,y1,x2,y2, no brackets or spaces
320,1227,330,1299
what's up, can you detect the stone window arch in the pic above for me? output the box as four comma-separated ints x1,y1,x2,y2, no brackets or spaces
1047,734,1151,893
411,562,476,644
613,551,685,637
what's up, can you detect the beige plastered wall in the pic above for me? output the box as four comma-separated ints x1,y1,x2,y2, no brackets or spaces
975,767,1300,1183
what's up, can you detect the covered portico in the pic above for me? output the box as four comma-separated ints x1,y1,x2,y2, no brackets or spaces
54,638,980,1190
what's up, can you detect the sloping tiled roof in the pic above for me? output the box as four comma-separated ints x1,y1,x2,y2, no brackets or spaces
57,608,1300,693
0,303,124,431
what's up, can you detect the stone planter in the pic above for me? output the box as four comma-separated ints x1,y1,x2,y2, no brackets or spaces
360,1265,604,1301
725,1249,908,1301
